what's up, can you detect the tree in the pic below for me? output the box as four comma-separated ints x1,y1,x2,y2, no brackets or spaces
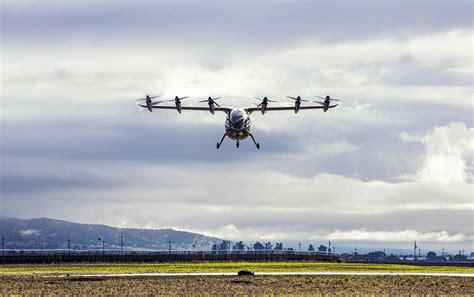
274,242,284,250
219,240,230,251
212,240,231,251
308,244,315,251
317,245,327,252
232,241,246,251
253,241,265,250
264,242,273,251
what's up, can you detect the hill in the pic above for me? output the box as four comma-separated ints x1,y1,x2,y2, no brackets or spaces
0,217,220,250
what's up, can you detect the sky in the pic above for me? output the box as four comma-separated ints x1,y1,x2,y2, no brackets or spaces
1,0,473,252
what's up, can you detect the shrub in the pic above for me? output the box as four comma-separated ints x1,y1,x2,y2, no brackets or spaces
238,269,255,276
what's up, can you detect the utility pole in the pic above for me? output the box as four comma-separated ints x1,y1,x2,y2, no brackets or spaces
120,234,124,254
67,238,71,254
298,242,301,252
414,241,417,261
418,247,421,260
1,233,4,257
168,239,172,254
328,241,331,254
442,246,445,259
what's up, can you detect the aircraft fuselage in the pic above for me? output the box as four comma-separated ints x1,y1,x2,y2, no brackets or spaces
225,108,251,140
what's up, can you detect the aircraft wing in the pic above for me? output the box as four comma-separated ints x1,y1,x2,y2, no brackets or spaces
245,104,339,114
138,104,232,113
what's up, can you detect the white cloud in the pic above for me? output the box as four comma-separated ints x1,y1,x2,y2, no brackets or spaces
401,122,474,184
19,229,41,236
199,225,470,244
326,229,469,242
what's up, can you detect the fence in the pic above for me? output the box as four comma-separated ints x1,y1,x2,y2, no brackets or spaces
0,249,341,264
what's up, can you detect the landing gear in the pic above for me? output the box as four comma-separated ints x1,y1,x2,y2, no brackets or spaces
236,140,240,148
249,133,260,150
216,134,226,149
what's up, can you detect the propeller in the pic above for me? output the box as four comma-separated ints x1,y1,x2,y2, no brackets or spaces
135,95,161,112
154,96,189,104
135,95,160,103
315,95,341,113
316,95,340,102
254,97,278,114
199,96,221,107
255,96,278,107
175,96,189,102
286,96,311,102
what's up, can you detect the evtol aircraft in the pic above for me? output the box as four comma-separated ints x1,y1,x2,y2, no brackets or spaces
136,95,339,149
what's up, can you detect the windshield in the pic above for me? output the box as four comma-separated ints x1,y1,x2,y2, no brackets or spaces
229,109,247,130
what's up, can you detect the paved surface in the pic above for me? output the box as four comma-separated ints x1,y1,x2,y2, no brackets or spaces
46,272,474,278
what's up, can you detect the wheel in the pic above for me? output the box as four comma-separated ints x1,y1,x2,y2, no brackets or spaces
256,143,260,149
216,143,220,149
236,141,240,148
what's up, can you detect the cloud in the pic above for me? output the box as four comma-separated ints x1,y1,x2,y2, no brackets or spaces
19,229,41,236
401,122,474,184
326,229,469,243
1,1,472,250
204,225,470,243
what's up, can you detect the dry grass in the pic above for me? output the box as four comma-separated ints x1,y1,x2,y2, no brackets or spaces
1,261,473,275
1,275,473,295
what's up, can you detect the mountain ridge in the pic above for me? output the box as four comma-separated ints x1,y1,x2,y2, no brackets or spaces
0,216,221,250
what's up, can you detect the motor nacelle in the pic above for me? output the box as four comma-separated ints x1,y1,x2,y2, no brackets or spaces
255,96,277,114
146,95,153,112
294,96,302,113
198,97,221,114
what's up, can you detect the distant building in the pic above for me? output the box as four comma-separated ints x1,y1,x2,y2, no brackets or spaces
317,245,327,252
426,251,446,262
383,255,402,262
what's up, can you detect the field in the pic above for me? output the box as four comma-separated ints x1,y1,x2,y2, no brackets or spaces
1,262,473,294
0,261,473,275
1,275,473,295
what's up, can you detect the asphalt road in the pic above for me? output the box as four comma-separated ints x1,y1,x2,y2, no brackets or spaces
46,272,474,278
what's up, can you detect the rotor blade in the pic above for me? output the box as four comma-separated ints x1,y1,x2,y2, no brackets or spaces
198,100,208,103
149,95,160,99
255,97,263,101
136,98,147,101
301,99,311,102
286,96,297,100
256,103,263,107
212,97,221,100
178,96,189,100
154,99,175,104
313,101,325,105
329,98,340,101
214,102,221,107
267,100,279,103
316,96,326,100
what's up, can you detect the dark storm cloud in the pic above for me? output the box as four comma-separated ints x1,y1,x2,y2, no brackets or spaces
2,0,472,47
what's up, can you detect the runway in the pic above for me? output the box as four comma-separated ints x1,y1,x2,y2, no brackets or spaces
46,272,474,278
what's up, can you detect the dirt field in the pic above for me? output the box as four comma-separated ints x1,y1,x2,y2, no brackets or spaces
1,275,473,295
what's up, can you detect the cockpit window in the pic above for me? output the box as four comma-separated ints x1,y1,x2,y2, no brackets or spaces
229,110,247,129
